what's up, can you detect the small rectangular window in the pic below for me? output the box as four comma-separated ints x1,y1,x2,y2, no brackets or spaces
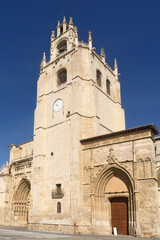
56,184,61,195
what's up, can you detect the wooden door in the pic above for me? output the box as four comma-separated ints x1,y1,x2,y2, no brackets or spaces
111,197,128,235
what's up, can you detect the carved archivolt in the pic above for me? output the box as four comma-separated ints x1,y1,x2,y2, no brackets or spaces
94,163,134,198
13,178,31,218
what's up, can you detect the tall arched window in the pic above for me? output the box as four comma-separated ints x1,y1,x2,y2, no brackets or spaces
57,40,67,54
57,68,67,87
106,79,111,95
57,202,61,213
96,70,102,87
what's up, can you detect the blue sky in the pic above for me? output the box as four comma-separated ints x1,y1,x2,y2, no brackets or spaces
0,0,160,166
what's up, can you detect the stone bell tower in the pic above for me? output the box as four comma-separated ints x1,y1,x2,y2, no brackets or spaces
30,17,125,229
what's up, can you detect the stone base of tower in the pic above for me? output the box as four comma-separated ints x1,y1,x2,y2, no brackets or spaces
28,223,92,235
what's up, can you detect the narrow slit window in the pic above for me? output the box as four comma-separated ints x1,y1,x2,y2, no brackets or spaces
106,79,111,95
96,70,102,87
57,202,61,213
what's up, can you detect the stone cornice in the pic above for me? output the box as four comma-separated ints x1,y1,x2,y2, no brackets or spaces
12,155,33,165
80,124,159,144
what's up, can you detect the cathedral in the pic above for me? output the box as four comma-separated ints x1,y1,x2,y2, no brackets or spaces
0,17,160,237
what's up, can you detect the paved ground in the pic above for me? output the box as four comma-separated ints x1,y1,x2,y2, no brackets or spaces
0,226,159,240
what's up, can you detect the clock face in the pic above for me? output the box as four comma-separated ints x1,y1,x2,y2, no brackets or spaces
53,99,63,112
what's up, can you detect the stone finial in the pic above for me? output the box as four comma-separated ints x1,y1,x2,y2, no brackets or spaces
43,52,46,62
88,31,92,50
40,52,46,70
74,26,78,48
50,32,54,60
63,16,66,23
57,20,60,27
51,31,55,41
114,58,119,80
100,47,105,62
57,20,60,37
101,47,105,57
40,52,46,73
74,26,78,38
88,31,92,42
69,17,73,26
63,16,67,32
114,58,118,69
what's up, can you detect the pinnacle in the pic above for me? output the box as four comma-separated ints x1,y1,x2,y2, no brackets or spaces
69,17,73,25
63,16,66,23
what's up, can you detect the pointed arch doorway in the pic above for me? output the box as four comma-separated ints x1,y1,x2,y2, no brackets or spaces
13,178,31,225
93,165,135,236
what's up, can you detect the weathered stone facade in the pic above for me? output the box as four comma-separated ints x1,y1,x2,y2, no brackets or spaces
0,17,160,237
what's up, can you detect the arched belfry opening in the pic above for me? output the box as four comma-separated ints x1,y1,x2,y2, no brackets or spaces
57,39,67,55
13,178,31,224
93,164,135,236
